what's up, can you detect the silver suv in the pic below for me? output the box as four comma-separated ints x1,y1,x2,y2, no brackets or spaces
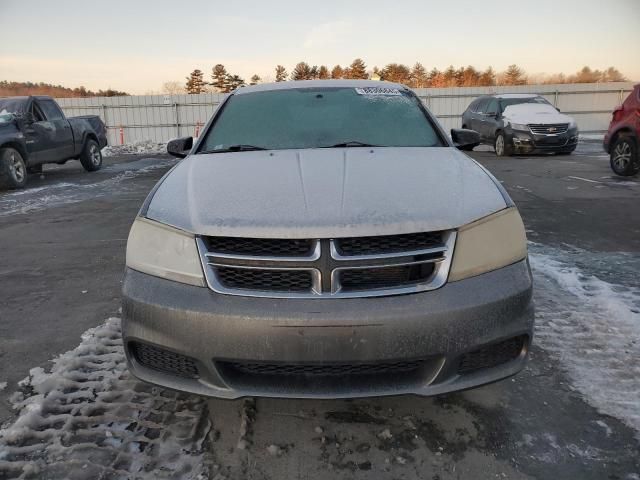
122,80,534,399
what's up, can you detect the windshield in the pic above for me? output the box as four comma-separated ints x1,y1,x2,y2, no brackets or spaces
499,96,551,112
0,99,27,124
199,87,443,152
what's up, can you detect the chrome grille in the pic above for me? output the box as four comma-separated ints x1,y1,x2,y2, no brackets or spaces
528,123,569,135
197,231,455,298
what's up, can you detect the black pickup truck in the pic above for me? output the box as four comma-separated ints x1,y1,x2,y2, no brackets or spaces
0,95,108,189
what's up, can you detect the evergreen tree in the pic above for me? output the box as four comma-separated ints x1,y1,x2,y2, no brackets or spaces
459,66,480,86
250,74,261,85
211,64,228,92
503,64,527,85
185,69,206,94
346,58,368,79
291,62,312,80
318,65,329,79
275,65,288,82
409,62,428,88
443,65,458,87
380,63,411,85
309,66,319,79
602,67,626,82
479,67,496,86
226,74,246,91
428,68,445,87
331,65,344,79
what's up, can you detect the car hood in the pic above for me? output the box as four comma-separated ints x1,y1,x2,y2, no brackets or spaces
503,103,573,125
145,147,507,238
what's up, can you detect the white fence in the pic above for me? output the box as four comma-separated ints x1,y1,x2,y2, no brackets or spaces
56,82,635,145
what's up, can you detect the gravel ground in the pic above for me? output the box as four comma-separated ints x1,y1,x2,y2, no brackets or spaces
0,142,638,479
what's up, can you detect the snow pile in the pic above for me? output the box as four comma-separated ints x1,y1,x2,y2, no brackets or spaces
0,382,6,392
530,246,640,435
0,318,212,479
103,141,168,157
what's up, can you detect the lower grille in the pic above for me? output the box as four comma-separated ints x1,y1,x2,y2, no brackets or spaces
529,123,569,135
219,359,427,377
131,342,199,379
339,263,435,291
216,266,312,292
457,336,526,375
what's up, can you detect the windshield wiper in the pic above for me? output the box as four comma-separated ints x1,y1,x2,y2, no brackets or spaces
320,141,382,148
199,144,266,154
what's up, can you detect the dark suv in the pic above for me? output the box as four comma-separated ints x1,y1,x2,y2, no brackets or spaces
461,94,579,156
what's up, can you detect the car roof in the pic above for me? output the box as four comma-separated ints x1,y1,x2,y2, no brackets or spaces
234,79,407,95
493,93,540,99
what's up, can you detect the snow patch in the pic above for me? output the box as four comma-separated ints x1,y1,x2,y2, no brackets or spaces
0,158,177,217
103,141,168,157
531,246,640,436
0,318,211,479
0,382,6,392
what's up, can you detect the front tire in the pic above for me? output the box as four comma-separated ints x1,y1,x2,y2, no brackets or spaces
494,132,512,157
80,139,102,172
0,147,28,189
610,136,639,176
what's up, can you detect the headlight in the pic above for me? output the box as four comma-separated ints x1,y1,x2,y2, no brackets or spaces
126,217,205,286
449,208,527,282
509,122,529,131
568,119,578,129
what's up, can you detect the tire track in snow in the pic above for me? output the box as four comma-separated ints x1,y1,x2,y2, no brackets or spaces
0,318,212,480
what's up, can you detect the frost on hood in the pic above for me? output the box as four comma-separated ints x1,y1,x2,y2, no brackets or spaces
502,103,573,125
0,318,212,480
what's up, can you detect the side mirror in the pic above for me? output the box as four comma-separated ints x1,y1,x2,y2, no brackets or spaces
167,136,193,158
451,128,480,150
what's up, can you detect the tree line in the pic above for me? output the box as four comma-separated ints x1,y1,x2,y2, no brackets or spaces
183,59,628,94
0,81,129,98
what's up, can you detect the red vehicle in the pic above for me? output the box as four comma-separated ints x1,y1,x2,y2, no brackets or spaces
604,84,640,176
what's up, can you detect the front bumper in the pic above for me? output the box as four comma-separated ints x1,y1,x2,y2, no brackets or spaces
121,260,534,399
508,128,578,154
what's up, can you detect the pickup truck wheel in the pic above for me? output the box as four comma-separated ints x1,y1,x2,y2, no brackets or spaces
0,147,28,189
610,135,639,176
80,139,102,172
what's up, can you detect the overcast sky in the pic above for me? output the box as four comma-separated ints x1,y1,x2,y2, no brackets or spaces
1,0,638,94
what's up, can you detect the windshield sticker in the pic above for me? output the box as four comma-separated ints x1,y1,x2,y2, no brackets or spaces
355,87,402,96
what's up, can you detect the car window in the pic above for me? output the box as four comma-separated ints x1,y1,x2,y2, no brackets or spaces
199,87,444,152
475,98,489,113
468,99,479,113
38,99,65,120
31,102,46,122
486,99,499,115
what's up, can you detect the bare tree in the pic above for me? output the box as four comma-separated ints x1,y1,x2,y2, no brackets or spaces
162,81,185,95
